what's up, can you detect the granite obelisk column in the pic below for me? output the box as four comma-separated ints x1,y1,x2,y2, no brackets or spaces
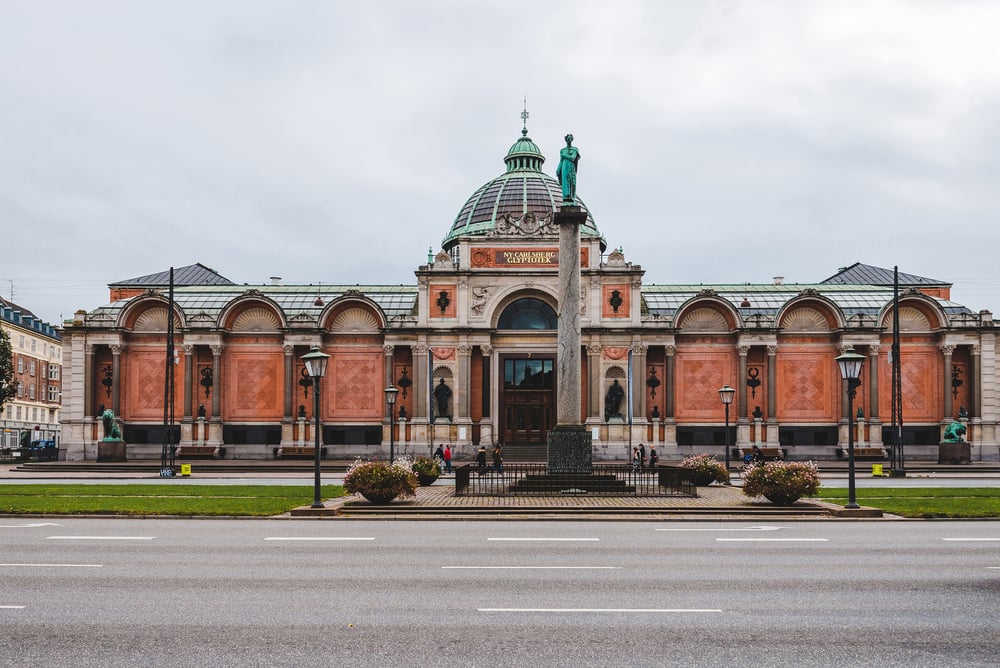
548,133,592,473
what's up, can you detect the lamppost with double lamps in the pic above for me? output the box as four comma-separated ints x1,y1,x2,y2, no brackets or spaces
718,384,736,478
384,386,399,463
836,346,865,509
300,346,329,509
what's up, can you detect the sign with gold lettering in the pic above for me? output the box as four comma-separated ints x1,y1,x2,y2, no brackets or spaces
470,248,588,268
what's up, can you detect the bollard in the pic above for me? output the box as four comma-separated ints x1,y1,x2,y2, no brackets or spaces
871,463,883,477
180,463,192,476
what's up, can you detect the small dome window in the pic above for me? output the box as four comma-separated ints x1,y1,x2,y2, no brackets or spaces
498,298,557,330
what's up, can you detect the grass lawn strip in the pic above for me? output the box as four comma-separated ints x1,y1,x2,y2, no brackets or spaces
0,484,345,516
817,487,1000,518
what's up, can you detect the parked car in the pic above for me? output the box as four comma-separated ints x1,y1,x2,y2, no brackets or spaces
12,439,59,461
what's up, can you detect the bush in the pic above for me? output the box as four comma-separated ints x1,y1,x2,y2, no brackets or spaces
343,458,418,504
679,454,730,485
741,460,820,505
411,456,441,485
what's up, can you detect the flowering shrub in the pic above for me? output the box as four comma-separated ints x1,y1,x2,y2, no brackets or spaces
741,460,820,505
679,454,730,485
343,458,418,504
411,456,441,485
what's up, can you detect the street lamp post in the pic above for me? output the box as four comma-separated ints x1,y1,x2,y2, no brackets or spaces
384,386,399,463
718,384,736,477
301,346,329,509
836,347,865,510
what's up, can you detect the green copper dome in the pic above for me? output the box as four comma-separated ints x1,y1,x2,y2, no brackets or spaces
442,128,604,251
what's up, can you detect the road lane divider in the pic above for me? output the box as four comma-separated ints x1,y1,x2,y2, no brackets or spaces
487,538,599,542
478,608,723,613
444,566,620,570
0,563,103,568
46,536,154,541
941,538,1000,542
716,538,828,542
264,537,375,541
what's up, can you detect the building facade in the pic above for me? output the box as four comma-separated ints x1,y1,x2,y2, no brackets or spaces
1,297,63,449
58,127,999,462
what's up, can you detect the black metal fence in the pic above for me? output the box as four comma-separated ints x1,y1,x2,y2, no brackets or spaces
454,463,696,497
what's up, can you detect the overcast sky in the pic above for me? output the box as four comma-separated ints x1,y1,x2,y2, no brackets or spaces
3,1,999,326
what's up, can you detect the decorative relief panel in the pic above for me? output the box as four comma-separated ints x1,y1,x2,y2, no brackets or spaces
329,307,379,333
124,350,180,419
132,307,181,332
227,353,282,420
329,352,382,419
776,352,834,420
678,308,728,332
884,306,932,332
232,307,280,332
602,285,630,319
675,353,730,418
780,307,830,332
429,285,457,318
879,347,939,421
602,347,629,361
431,347,456,361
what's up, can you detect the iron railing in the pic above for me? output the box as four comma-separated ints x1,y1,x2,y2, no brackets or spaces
454,463,695,497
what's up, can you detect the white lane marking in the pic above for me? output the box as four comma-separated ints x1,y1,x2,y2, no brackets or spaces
655,525,781,532
479,608,723,613
0,563,102,568
443,566,620,570
942,538,1000,542
988,567,1000,569
487,538,599,542
1,606,26,609
0,522,61,528
46,536,154,541
264,537,375,541
716,538,828,542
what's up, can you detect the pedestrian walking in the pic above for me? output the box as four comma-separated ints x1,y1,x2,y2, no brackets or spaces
475,446,487,474
638,443,646,471
443,444,453,474
631,447,642,472
492,443,503,474
434,445,444,465
648,446,658,469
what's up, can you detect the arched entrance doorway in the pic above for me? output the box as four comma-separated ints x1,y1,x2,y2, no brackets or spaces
497,298,557,446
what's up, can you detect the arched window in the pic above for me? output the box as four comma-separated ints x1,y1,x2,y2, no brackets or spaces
498,298,557,330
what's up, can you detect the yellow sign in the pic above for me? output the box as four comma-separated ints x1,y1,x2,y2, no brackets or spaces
180,463,192,476
871,463,883,477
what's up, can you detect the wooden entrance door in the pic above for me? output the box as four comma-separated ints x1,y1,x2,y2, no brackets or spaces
501,358,554,445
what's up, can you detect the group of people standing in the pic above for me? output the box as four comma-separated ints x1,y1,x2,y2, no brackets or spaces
432,444,453,474
630,443,658,471
475,443,503,474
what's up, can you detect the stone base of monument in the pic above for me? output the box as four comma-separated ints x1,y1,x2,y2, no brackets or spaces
508,473,634,494
97,439,127,462
938,442,971,464
546,425,593,474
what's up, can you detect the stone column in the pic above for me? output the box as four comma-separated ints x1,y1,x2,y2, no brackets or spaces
665,345,676,419
110,344,123,416
457,344,472,421
587,344,602,422
280,344,295,446
766,345,779,446
736,346,750,446
383,344,395,390
208,344,223,447
84,344,95,419
413,343,429,447
941,344,954,419
548,204,592,473
632,343,646,418
867,345,882,446
479,343,494,446
971,344,981,418
180,344,195,446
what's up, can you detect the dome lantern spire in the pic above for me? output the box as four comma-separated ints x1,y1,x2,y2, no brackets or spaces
505,100,544,173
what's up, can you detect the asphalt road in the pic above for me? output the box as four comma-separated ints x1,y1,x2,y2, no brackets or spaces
2,519,998,667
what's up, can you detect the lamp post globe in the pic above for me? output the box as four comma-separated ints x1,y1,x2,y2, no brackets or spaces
384,386,399,464
300,346,329,509
718,384,736,477
836,347,865,510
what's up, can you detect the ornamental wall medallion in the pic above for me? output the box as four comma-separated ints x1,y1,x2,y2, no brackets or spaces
603,347,629,361
431,347,456,361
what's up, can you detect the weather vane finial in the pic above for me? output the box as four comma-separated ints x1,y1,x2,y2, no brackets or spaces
521,95,529,136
